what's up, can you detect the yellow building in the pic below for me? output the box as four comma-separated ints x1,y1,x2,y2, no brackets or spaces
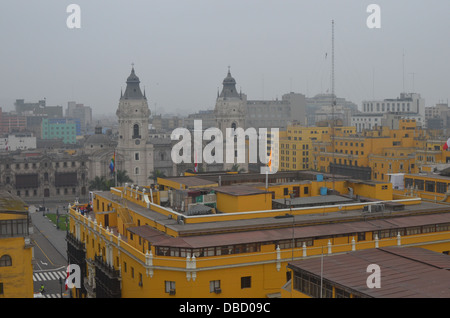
0,192,34,298
279,125,356,172
66,171,450,298
313,119,422,182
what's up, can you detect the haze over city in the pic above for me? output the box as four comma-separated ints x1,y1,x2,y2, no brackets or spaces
1,0,449,116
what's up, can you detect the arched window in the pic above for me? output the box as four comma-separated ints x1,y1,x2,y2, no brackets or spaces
0,255,12,267
135,167,139,175
230,122,237,138
133,124,140,139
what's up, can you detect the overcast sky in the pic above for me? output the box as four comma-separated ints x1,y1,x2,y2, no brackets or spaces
0,0,449,116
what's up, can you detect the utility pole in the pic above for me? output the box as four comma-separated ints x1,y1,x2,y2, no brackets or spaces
331,19,336,192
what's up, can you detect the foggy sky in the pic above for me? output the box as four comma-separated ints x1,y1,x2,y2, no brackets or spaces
0,0,449,116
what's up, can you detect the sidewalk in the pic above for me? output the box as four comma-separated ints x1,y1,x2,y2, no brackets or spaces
29,205,68,261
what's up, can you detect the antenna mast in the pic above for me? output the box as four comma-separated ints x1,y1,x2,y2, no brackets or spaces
331,19,336,192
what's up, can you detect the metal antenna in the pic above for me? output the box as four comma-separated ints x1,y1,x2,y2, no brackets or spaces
331,19,336,192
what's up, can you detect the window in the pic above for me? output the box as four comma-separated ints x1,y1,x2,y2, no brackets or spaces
335,287,351,298
437,182,447,194
133,124,140,139
357,233,366,241
165,281,176,294
135,152,140,161
425,181,435,193
405,178,413,189
241,276,251,289
414,179,424,191
210,280,221,293
0,255,12,267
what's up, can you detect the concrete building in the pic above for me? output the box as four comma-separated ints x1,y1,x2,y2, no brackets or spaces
0,149,90,203
0,132,36,151
214,69,248,172
352,93,425,132
246,92,307,130
41,118,78,144
0,191,34,298
66,171,450,298
306,93,358,127
116,66,175,186
0,107,27,133
66,102,93,134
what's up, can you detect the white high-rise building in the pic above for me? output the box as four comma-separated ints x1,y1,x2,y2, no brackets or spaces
351,93,425,132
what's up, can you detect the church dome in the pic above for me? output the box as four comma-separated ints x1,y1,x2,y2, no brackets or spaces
219,68,240,99
85,126,112,150
122,65,145,100
222,70,236,85
127,67,140,83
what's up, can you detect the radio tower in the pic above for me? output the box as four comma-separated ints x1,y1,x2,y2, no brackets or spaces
331,19,336,192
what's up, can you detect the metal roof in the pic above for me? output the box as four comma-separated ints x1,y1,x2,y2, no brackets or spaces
142,212,450,248
288,247,450,298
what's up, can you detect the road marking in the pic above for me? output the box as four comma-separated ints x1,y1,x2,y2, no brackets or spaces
44,293,62,298
58,271,67,279
33,270,66,282
32,238,55,266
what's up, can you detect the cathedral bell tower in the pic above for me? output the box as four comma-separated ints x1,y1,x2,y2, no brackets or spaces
116,66,152,186
214,68,247,171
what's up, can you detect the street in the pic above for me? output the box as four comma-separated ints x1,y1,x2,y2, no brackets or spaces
29,204,71,298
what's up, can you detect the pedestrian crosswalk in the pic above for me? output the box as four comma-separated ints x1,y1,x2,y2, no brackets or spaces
43,293,63,298
33,270,66,282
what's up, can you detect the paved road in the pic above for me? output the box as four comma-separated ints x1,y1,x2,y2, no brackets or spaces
29,204,71,298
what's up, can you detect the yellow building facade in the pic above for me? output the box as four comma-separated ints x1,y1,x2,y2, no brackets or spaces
66,172,450,298
279,125,356,172
0,192,34,298
313,120,425,181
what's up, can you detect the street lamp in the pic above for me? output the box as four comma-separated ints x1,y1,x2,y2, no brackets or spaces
58,277,63,298
56,207,59,230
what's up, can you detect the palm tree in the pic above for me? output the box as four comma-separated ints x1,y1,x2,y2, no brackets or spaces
149,169,166,184
228,164,246,173
88,176,111,191
113,170,133,186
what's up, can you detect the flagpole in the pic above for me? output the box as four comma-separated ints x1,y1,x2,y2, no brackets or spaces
114,148,117,187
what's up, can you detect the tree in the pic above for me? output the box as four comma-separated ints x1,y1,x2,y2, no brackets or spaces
88,176,111,191
228,164,246,173
149,169,166,184
113,170,133,186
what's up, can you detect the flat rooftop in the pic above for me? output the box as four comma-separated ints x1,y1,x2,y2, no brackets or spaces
127,211,450,249
213,185,270,196
95,191,450,236
288,247,450,298
161,176,218,188
96,190,450,240
273,195,354,208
